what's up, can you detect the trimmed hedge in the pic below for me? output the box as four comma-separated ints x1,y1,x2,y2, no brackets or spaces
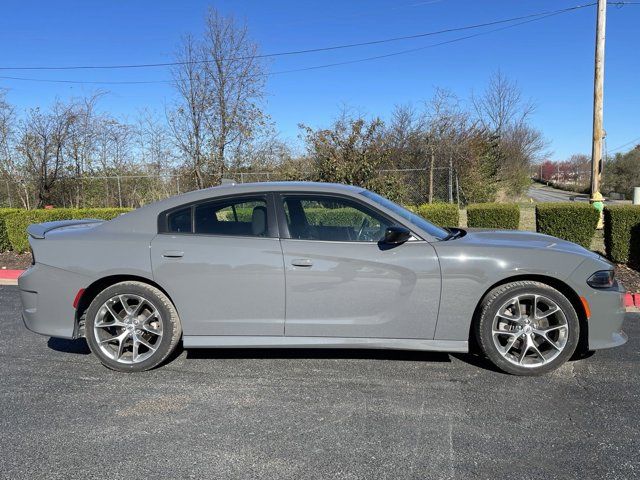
6,208,130,253
305,208,369,227
0,208,20,252
467,203,520,230
604,205,640,267
414,203,460,227
536,203,599,249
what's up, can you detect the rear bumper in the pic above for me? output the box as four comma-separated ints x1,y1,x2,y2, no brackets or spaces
18,264,89,339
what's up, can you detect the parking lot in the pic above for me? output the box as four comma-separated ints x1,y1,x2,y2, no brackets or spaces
0,285,638,479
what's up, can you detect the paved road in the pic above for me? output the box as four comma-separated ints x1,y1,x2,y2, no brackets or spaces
527,185,589,203
1,285,638,479
527,184,629,204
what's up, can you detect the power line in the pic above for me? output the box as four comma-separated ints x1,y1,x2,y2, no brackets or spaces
608,136,640,153
267,10,574,77
0,2,596,72
0,76,168,85
0,7,590,86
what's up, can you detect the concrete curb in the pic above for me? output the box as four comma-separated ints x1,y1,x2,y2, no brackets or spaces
0,269,22,286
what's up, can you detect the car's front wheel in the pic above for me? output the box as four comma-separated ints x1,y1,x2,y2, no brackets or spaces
85,281,182,372
475,281,580,376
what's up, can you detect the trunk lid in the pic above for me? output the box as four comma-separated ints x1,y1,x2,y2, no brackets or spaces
26,219,104,239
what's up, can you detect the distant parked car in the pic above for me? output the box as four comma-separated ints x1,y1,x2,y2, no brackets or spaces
18,182,627,375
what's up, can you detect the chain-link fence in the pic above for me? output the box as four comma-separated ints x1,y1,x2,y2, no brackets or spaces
0,166,462,209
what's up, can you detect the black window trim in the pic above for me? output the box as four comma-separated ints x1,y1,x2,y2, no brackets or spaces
158,192,279,239
274,191,422,242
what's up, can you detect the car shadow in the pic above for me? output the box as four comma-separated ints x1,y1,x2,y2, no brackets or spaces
185,346,452,363
45,337,510,373
47,337,91,355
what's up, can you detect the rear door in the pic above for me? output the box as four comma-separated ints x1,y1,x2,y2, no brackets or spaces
277,193,441,339
151,193,285,336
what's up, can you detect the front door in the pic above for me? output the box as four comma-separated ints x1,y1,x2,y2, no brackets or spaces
151,194,285,336
278,194,441,339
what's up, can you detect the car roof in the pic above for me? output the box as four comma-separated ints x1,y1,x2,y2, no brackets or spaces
102,181,367,234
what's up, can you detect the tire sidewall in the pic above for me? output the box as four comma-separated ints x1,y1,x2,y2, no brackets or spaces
85,282,179,372
478,282,580,376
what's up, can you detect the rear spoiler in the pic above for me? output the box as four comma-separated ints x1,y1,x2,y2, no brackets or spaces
26,219,104,239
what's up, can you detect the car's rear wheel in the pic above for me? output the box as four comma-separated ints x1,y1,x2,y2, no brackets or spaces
475,281,580,376
85,281,182,372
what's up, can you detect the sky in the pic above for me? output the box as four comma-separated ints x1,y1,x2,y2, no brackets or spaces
0,0,638,160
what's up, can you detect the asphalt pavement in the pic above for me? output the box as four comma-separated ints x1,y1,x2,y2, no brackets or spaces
527,184,629,204
0,285,638,479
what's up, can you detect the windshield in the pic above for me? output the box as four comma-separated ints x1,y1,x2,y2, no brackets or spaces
360,190,450,240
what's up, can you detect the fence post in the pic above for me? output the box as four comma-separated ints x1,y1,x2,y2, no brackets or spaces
116,175,123,208
5,179,12,208
428,147,434,204
448,154,453,203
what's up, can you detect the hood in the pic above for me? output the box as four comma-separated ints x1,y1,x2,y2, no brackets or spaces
457,228,602,259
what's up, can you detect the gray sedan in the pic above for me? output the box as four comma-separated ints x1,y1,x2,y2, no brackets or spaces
18,182,627,375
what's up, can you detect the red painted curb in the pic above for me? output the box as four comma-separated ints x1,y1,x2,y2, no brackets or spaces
624,293,635,307
0,269,24,280
634,293,640,308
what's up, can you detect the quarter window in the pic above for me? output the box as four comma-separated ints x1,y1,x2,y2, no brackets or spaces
167,207,191,233
283,196,390,242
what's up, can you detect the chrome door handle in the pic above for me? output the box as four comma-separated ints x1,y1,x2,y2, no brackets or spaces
291,258,313,267
162,250,184,258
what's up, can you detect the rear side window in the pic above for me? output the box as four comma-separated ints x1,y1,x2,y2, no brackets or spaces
167,207,191,233
195,198,267,236
163,196,269,237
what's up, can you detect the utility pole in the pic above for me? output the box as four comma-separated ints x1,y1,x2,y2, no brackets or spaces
590,0,607,225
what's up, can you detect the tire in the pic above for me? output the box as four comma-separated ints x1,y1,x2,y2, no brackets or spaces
475,281,579,376
85,281,182,372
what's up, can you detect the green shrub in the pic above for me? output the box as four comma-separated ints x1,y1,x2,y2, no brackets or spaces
536,203,599,249
603,205,640,267
0,208,20,252
304,208,369,227
6,208,130,253
415,203,459,227
467,203,520,230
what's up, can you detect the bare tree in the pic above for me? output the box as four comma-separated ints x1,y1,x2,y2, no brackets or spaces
169,9,268,187
0,90,27,207
472,72,546,195
168,34,210,189
17,101,77,207
472,71,535,134
65,93,105,207
202,9,268,178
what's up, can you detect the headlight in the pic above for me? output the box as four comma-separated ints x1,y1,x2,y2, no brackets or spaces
587,270,615,289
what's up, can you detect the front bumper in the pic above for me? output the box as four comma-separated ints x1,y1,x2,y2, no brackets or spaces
586,281,628,350
18,264,89,339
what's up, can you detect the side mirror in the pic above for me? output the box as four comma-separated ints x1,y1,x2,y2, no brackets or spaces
382,225,411,245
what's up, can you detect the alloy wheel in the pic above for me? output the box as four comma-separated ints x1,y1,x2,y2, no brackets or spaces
93,294,163,364
491,294,569,368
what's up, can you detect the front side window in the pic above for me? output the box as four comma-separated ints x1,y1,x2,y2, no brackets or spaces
360,190,449,240
283,195,391,242
165,197,269,237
